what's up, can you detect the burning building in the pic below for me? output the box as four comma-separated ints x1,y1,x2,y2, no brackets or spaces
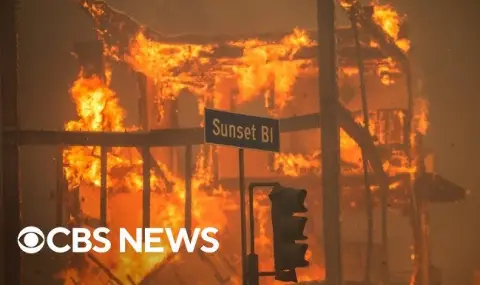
6,0,464,284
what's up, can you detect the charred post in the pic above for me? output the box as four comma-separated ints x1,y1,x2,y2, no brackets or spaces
100,146,108,227
349,6,375,282
135,72,175,191
185,144,193,235
72,186,81,224
317,0,343,284
142,146,151,229
56,147,66,226
1,0,21,283
136,72,149,129
73,40,110,227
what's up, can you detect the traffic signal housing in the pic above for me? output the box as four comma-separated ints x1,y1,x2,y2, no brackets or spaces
269,184,309,282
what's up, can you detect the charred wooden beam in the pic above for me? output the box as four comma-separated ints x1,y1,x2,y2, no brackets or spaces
135,72,175,192
1,113,330,146
5,104,388,178
126,275,136,285
138,253,177,285
7,128,204,147
185,145,193,234
100,146,108,226
345,3,407,63
142,147,151,229
87,253,124,285
197,250,231,284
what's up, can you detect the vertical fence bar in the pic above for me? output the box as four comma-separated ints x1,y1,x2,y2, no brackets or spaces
142,146,151,229
350,9,374,282
100,147,107,227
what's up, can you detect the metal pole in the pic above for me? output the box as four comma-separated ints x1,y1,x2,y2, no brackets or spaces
317,0,343,284
185,145,193,235
100,147,108,227
249,183,255,254
239,148,247,285
142,147,151,229
246,182,279,285
350,8,374,282
1,0,21,283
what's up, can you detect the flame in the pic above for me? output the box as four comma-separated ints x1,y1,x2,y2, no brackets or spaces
60,70,330,284
60,71,428,283
122,28,314,117
371,2,411,52
61,72,240,283
230,28,314,113
59,1,429,283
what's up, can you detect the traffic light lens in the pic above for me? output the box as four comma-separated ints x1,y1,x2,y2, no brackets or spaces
274,243,309,270
274,216,307,241
275,269,298,282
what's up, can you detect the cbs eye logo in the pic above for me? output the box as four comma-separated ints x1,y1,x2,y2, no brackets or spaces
17,226,45,254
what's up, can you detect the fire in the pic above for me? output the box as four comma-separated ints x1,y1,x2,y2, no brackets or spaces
230,28,314,113
126,32,214,97
60,71,328,284
61,72,239,283
372,2,411,52
59,1,428,284
124,28,314,117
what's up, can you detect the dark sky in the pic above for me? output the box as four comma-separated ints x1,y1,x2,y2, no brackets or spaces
16,0,480,284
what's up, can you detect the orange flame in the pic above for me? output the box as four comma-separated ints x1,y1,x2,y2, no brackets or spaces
60,1,428,283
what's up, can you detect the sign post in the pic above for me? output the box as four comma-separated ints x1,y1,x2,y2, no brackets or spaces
204,108,280,285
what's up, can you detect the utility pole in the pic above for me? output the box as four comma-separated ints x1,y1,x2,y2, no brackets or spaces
317,0,343,285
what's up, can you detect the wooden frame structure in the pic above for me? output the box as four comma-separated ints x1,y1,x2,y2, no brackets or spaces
1,0,466,285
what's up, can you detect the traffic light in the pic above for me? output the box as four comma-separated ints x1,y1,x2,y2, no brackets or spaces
269,184,309,282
